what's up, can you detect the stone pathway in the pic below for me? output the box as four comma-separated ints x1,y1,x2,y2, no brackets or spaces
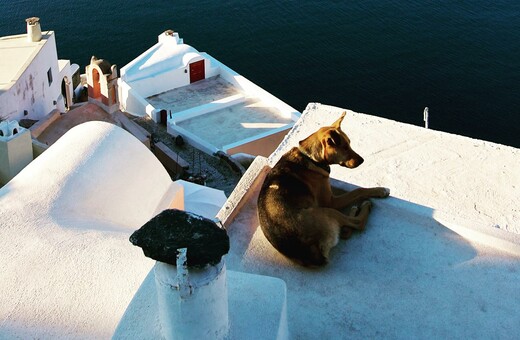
131,114,241,196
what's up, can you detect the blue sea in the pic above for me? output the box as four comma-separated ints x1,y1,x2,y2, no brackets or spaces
1,0,519,147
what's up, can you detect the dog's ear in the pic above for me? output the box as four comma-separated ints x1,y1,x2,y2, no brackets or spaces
332,111,346,129
326,130,342,146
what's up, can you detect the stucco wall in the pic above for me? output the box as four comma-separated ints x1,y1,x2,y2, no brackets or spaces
117,81,156,117
0,129,33,186
1,32,63,121
125,57,219,99
128,66,190,98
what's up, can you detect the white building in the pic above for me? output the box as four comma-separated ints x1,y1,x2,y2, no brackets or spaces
118,30,219,120
0,18,79,121
118,30,300,157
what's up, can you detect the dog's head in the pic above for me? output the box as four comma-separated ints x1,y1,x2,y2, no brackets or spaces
300,111,364,169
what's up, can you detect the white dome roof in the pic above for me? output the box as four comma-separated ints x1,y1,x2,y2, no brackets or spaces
123,41,201,83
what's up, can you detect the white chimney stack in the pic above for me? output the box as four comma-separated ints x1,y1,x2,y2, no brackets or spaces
154,249,229,340
26,17,42,42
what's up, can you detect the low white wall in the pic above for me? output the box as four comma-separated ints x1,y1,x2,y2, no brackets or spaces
200,52,222,79
58,59,73,110
128,67,189,99
170,94,245,123
167,124,219,155
223,125,293,157
118,80,156,118
211,54,300,121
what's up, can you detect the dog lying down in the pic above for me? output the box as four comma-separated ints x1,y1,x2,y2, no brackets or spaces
257,112,390,266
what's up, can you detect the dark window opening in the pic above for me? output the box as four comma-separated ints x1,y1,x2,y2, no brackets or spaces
72,69,80,89
47,68,53,86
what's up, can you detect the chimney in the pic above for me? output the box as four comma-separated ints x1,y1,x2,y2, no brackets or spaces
159,29,181,44
129,209,230,339
154,250,229,340
26,17,42,42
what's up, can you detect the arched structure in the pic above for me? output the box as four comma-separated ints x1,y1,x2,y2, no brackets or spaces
61,76,73,110
86,56,119,113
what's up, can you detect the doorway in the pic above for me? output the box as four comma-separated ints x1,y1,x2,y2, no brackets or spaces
92,69,101,99
189,60,205,83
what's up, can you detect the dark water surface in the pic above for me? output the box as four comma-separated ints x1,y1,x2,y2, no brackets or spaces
1,0,519,147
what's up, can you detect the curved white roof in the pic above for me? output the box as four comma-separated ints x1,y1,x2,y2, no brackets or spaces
0,122,173,338
0,121,226,338
122,41,201,83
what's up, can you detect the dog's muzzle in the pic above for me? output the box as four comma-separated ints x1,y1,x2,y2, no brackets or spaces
344,156,364,168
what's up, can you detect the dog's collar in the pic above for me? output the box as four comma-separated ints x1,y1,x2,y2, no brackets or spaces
298,148,331,173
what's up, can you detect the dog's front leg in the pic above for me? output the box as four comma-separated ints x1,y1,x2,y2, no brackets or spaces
313,208,368,231
330,187,390,209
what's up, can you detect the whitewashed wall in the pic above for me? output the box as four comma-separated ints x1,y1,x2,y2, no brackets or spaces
0,32,63,121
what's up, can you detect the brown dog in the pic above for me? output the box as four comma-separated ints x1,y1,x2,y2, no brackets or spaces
257,112,390,266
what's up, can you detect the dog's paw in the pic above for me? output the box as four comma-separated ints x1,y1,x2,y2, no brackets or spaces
360,200,373,210
377,187,390,198
349,205,360,217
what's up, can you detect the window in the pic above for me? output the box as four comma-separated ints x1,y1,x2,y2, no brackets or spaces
47,68,53,86
72,69,81,89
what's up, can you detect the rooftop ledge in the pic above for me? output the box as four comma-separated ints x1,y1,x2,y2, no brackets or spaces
215,102,520,339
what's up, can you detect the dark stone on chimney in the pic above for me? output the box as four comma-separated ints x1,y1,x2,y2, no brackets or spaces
130,209,229,268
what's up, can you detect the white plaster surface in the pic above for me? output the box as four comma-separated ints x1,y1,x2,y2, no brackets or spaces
221,103,520,339
0,31,65,121
154,261,229,339
2,101,519,338
0,121,227,338
113,269,288,340
177,98,293,149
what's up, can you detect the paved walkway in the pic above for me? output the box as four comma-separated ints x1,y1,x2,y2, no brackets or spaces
36,103,116,145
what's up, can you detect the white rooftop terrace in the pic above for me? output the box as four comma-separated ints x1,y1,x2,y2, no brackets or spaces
148,76,295,153
146,76,240,113
216,103,520,338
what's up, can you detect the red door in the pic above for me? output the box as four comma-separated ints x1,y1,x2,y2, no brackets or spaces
189,60,205,83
